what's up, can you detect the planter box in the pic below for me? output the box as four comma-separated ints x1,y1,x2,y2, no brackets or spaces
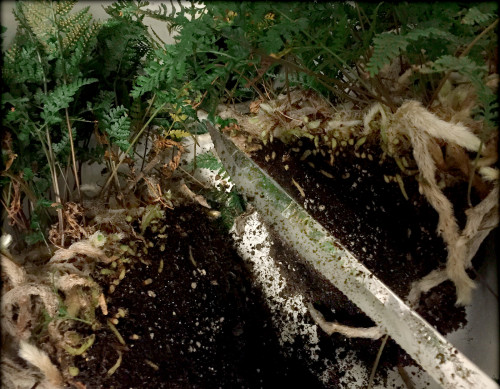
205,123,499,389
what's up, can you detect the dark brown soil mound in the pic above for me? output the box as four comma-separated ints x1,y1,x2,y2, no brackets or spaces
75,206,324,388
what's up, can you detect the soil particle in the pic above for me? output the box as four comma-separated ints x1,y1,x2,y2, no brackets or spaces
75,206,324,388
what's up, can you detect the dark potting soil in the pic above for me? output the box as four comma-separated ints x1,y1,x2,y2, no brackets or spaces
75,206,325,389
250,137,470,335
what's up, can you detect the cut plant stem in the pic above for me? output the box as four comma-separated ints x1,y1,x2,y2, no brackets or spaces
367,334,390,389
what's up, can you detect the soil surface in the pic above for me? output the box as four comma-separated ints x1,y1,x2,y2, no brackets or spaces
72,134,483,387
250,137,470,335
75,206,325,388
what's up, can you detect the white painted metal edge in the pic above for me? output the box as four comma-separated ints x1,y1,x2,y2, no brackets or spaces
207,124,499,389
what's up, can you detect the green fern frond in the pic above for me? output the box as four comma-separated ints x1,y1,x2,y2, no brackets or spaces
14,2,56,46
2,45,45,84
41,78,97,125
100,105,132,153
430,55,486,74
190,151,221,169
60,8,93,49
55,1,76,17
367,27,455,76
140,1,192,34
462,7,495,25
429,55,497,134
130,49,169,97
219,190,245,230
15,1,100,64
52,127,76,155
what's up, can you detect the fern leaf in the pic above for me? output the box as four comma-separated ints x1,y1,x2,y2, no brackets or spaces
55,1,76,17
462,7,495,25
431,55,486,74
52,127,77,155
41,78,97,125
186,151,229,180
167,129,191,140
100,105,132,153
367,27,455,76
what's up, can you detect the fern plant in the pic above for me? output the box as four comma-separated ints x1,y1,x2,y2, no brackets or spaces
0,1,156,245
187,151,246,230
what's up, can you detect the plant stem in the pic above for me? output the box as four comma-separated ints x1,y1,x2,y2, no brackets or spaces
51,2,81,202
355,3,366,32
101,103,168,194
44,127,65,246
367,334,389,389
467,141,483,207
65,109,81,201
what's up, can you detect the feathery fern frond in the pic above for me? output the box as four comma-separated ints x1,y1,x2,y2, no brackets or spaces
166,129,191,140
52,127,77,156
14,1,100,73
40,78,97,125
367,27,456,76
99,105,132,153
2,45,45,85
426,55,497,132
186,151,230,181
140,1,195,34
462,7,495,25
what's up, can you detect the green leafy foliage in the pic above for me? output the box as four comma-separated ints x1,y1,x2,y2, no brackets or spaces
186,150,245,229
1,1,153,244
1,0,497,246
187,151,230,181
462,6,495,25
41,78,97,125
367,28,456,77
99,105,132,153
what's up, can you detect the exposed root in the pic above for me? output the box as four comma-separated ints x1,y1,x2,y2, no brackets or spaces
1,253,27,287
107,350,123,376
390,101,498,305
2,284,59,340
19,341,64,388
50,235,111,264
307,303,384,340
1,355,46,389
367,334,390,389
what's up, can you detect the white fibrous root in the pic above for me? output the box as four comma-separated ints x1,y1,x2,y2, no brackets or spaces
19,341,64,388
1,253,27,287
2,283,59,340
1,355,52,389
218,86,497,307
307,303,384,340
50,232,111,264
1,231,109,388
387,101,498,306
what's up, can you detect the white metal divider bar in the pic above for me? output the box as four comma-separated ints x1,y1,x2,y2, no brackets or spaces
207,123,499,389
